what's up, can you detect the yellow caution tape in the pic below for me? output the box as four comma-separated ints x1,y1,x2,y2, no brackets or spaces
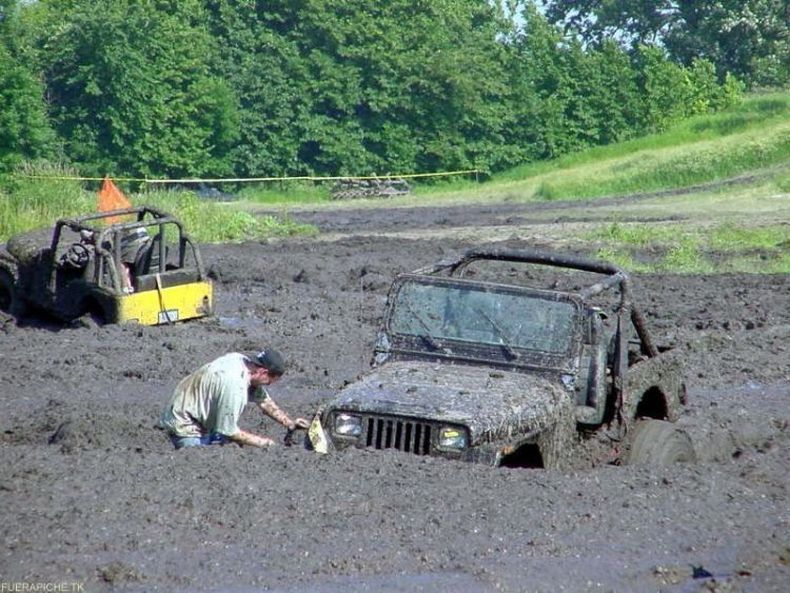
15,169,481,184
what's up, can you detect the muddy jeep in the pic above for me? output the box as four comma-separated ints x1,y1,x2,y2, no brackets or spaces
0,206,213,325
315,248,693,468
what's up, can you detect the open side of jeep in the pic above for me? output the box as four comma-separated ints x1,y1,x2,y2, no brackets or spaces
316,248,692,469
0,206,213,326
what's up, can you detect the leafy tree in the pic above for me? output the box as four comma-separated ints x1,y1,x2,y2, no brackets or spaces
203,0,322,177
0,0,54,174
206,0,512,176
499,5,569,160
663,1,789,89
586,40,641,144
502,6,642,159
38,0,239,178
543,0,789,88
544,0,673,48
634,45,694,132
3,0,749,181
634,46,742,132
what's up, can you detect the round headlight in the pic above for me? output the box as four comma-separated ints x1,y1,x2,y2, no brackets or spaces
438,426,468,450
334,413,362,437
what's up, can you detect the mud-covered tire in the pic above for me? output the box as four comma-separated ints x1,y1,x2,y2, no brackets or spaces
0,268,26,318
626,419,696,465
74,298,108,327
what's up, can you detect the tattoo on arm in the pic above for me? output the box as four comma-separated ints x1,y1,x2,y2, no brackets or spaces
259,399,294,429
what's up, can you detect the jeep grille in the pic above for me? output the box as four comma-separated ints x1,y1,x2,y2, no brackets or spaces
364,415,433,455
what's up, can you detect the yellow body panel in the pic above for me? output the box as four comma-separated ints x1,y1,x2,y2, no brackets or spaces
116,280,213,325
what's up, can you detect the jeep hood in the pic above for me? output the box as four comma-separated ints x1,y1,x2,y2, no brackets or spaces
6,227,52,265
328,360,569,444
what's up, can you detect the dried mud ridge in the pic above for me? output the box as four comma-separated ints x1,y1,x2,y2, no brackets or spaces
1,205,788,592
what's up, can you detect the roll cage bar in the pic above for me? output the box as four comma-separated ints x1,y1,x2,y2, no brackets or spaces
50,206,207,293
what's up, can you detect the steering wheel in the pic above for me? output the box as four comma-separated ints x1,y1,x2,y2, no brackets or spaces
62,242,91,269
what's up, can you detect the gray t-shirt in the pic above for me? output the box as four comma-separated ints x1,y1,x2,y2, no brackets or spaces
160,353,269,437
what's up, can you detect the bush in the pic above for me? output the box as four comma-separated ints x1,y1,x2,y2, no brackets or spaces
0,162,93,239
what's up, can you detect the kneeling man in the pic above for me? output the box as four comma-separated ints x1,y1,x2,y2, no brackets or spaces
160,348,308,449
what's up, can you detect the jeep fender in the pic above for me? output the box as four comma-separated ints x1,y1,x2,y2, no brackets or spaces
496,395,576,469
82,289,119,324
0,253,26,317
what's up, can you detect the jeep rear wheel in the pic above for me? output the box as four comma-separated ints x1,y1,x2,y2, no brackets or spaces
73,298,108,328
626,420,696,466
0,269,25,317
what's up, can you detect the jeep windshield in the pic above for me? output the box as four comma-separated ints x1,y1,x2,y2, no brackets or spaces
387,278,579,357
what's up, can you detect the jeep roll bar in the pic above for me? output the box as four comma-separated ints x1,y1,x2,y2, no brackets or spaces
52,207,208,288
413,247,658,357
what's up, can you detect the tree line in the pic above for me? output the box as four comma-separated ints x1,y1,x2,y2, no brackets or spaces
2,0,781,182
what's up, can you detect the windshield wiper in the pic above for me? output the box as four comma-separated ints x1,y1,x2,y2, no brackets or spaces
401,300,448,352
474,307,519,360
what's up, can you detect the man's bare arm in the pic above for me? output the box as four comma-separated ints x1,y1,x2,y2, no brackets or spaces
228,429,275,448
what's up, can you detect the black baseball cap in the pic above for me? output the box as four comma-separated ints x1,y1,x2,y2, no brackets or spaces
247,348,286,376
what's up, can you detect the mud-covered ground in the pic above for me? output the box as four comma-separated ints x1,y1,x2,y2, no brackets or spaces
1,200,788,593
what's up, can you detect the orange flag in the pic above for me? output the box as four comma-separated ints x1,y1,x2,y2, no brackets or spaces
97,176,132,223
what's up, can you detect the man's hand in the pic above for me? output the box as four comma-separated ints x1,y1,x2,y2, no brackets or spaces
259,399,308,431
290,417,310,431
255,435,276,447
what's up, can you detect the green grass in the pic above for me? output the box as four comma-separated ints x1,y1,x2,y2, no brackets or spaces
359,93,790,207
707,223,789,251
775,170,790,192
235,180,332,205
0,165,317,243
722,252,790,274
140,190,317,242
588,220,790,274
0,162,94,238
587,221,680,247
534,121,790,200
